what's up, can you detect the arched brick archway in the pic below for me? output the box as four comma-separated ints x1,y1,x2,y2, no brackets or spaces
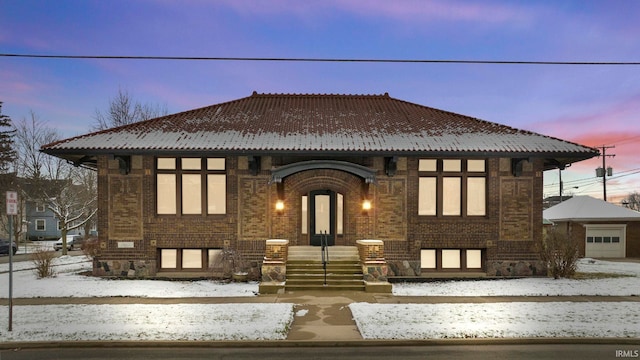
279,169,373,245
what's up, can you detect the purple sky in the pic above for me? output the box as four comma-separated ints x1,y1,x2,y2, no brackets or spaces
1,0,639,201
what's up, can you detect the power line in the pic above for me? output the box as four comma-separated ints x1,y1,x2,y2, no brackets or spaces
2,53,640,65
544,167,640,189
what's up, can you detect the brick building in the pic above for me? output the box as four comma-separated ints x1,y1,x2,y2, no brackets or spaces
42,93,598,278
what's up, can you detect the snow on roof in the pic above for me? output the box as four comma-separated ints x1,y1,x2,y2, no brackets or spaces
543,195,640,222
42,93,598,162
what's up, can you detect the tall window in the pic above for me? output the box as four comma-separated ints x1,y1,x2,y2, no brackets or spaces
418,159,486,216
156,157,226,215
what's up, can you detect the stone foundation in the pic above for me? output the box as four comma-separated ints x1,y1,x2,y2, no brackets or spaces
362,263,390,282
386,260,420,277
93,258,155,277
486,260,547,277
261,262,286,282
386,259,547,277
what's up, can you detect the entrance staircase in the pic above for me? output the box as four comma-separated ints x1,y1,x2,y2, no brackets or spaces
285,246,365,291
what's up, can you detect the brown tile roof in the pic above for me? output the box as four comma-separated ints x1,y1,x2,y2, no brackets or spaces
42,92,598,165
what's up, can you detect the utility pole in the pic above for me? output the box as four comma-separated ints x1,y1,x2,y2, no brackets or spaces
559,168,563,203
596,145,615,202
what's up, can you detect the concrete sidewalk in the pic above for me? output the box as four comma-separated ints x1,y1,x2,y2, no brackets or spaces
6,291,640,342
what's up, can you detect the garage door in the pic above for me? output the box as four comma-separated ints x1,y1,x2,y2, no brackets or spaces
585,225,626,258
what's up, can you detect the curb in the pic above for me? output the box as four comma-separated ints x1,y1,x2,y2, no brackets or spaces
2,337,640,350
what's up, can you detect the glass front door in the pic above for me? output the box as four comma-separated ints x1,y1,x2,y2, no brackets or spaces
309,190,336,246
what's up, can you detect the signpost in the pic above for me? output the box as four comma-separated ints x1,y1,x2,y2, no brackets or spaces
6,191,17,331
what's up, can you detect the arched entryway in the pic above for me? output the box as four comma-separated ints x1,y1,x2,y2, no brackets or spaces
272,161,375,246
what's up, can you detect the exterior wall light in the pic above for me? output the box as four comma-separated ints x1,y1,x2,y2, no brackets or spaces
275,200,285,212
362,199,372,212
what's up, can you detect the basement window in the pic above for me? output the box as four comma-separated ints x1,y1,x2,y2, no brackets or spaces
420,249,484,271
159,248,219,271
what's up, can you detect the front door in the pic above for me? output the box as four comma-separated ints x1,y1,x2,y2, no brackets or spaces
309,190,336,246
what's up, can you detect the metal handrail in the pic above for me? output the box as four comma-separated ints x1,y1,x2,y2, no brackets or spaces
320,231,329,286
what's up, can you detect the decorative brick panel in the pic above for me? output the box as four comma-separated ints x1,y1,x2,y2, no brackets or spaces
239,177,269,240
108,175,143,240
375,179,406,239
499,177,533,241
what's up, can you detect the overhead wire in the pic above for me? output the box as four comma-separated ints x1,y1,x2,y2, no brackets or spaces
2,53,640,65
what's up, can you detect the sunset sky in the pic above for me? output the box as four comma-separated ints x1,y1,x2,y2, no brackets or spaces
1,0,639,201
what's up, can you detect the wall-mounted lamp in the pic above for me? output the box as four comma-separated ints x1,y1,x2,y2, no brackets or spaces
275,182,285,213
362,199,372,212
275,199,285,212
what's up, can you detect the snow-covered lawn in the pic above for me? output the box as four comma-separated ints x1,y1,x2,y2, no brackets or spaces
0,256,257,298
1,304,294,341
392,259,640,297
1,256,639,341
350,302,640,339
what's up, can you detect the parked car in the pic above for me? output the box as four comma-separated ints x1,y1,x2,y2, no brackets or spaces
54,235,82,251
0,239,17,255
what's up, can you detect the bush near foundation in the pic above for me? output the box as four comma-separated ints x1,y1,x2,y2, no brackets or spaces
537,229,581,279
81,237,100,259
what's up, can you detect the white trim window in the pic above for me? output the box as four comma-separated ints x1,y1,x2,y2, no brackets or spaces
35,219,46,231
35,203,46,212
156,157,226,215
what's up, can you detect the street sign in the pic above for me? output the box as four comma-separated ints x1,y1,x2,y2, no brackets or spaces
6,191,16,331
6,191,18,215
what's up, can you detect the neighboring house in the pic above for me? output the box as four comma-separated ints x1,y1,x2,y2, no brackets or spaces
23,180,83,241
25,200,59,240
41,93,598,278
543,195,640,258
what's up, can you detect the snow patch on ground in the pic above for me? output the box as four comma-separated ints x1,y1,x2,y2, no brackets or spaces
1,256,639,341
392,258,640,297
1,257,258,298
0,303,294,341
350,302,640,339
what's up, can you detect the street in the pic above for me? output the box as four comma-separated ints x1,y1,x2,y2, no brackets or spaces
1,344,638,360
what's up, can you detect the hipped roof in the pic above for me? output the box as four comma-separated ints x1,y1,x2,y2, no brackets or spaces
41,92,598,168
543,195,640,222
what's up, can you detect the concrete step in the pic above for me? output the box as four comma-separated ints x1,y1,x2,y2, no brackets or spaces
285,247,364,291
288,266,362,272
288,246,359,262
286,278,365,285
285,284,366,291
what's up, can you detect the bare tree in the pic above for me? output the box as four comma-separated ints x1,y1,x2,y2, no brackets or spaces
92,88,168,131
75,167,98,239
13,111,67,182
622,192,640,211
13,112,97,254
47,179,97,255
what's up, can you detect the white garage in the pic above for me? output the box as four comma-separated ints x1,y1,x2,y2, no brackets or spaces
544,196,640,259
584,224,626,258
